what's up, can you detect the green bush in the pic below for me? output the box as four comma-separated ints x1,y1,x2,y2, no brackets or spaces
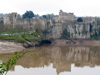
62,29,70,39
22,35,40,41
0,52,25,75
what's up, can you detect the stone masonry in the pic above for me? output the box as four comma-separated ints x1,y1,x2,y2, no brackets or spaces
2,10,100,39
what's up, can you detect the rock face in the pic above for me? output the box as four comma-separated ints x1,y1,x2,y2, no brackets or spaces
50,10,99,39
52,23,91,39
2,10,100,39
51,23,90,39
52,25,63,38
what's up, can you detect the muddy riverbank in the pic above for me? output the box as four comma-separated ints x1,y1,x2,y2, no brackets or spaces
53,39,100,46
1,40,100,54
0,41,25,54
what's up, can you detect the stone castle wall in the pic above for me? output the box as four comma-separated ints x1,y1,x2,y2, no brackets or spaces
3,13,46,30
4,13,17,25
82,17,97,23
2,10,100,39
59,10,75,22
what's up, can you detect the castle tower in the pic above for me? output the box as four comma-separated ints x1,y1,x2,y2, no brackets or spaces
59,10,75,22
4,12,17,29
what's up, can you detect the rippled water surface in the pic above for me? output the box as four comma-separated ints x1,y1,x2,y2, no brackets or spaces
0,46,100,75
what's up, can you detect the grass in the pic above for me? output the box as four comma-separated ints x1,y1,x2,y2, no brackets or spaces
0,35,26,43
0,30,41,43
0,30,25,34
0,34,40,43
22,35,40,41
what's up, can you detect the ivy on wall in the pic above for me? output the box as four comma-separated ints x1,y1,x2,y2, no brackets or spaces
62,29,70,39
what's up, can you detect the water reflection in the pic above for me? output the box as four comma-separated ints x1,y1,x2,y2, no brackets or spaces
0,46,100,75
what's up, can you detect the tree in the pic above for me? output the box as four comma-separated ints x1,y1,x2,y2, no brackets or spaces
77,17,83,22
90,24,93,33
0,20,3,24
42,15,47,19
22,11,35,30
62,29,70,39
33,22,43,36
22,11,34,19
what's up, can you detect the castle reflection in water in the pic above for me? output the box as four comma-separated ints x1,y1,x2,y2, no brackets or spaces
0,46,100,74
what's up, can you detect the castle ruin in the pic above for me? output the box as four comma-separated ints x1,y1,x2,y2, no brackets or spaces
1,10,100,39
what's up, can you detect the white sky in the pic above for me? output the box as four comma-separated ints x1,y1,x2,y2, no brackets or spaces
0,0,100,16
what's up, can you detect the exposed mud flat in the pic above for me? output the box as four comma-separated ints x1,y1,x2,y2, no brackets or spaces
0,41,25,54
53,40,100,46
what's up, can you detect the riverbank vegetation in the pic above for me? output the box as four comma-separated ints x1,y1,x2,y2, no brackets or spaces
0,52,25,75
0,30,41,43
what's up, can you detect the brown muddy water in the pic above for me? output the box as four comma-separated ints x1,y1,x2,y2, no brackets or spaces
0,45,100,75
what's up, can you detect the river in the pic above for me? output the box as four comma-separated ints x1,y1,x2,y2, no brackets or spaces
0,45,100,75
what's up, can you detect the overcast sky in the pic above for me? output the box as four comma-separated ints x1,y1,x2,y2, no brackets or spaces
0,0,100,16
